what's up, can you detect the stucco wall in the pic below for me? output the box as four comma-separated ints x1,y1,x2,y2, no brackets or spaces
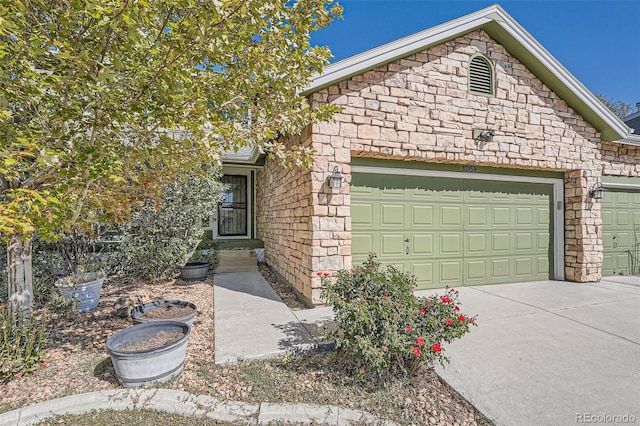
258,29,639,303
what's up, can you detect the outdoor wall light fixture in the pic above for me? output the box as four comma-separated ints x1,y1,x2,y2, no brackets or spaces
588,182,607,200
327,166,343,190
473,129,495,141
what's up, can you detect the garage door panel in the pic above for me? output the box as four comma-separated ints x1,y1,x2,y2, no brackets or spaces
466,260,487,281
492,233,511,253
515,232,533,251
615,211,630,226
602,186,640,276
602,231,614,250
515,193,535,202
537,256,550,275
491,259,510,279
537,207,550,225
351,203,374,226
410,187,435,199
412,234,434,255
466,233,487,255
351,232,376,257
440,261,462,282
440,205,462,227
515,208,533,226
411,263,433,285
440,233,463,256
412,205,434,226
381,204,404,226
467,206,488,227
537,232,550,251
492,207,511,226
466,190,489,202
380,187,405,198
351,172,554,288
491,191,511,202
515,258,533,277
381,234,405,255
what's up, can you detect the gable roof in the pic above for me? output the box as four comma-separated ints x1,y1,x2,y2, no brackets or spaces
304,4,636,144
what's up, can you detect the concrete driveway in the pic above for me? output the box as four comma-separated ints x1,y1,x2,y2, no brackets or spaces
426,278,640,426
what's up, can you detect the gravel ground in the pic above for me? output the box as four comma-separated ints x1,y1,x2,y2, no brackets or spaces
0,265,493,426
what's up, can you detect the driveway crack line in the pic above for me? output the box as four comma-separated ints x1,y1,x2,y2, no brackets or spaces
469,288,640,346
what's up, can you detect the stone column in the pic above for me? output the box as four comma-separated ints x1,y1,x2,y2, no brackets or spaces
564,170,603,282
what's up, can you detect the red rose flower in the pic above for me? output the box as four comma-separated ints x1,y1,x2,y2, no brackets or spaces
432,342,442,353
454,305,460,311
405,325,412,332
419,307,426,314
416,337,425,346
412,347,422,356
383,292,389,298
458,315,466,321
445,318,453,326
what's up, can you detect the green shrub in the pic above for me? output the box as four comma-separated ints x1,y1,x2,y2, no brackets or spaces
0,304,49,382
112,164,224,281
321,254,476,383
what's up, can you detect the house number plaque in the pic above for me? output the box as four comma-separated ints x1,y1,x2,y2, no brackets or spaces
462,165,477,173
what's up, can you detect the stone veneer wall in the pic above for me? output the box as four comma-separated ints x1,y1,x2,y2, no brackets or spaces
255,129,319,304
257,29,639,304
312,29,640,285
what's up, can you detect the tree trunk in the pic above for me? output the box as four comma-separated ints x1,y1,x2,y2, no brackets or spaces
7,235,34,313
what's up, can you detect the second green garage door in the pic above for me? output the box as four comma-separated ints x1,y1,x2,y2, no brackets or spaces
351,172,554,289
601,185,640,276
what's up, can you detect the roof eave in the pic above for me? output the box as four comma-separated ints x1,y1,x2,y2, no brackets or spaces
612,134,640,147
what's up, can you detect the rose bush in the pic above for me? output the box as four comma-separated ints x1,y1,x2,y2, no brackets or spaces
320,254,477,382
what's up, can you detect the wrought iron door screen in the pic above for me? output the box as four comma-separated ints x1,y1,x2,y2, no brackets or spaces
218,175,247,236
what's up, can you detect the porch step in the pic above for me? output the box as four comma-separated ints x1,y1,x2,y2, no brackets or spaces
215,249,258,273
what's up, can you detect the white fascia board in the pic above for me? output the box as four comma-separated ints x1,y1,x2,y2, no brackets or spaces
221,145,260,164
612,134,640,147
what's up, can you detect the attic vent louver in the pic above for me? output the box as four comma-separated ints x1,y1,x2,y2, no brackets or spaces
468,55,494,96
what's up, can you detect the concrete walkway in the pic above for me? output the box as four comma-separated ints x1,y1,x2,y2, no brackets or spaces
214,271,333,364
430,277,640,426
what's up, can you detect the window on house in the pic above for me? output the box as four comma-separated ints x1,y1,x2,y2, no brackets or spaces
468,54,495,96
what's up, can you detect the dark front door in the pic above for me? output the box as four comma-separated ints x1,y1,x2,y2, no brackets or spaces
218,175,247,236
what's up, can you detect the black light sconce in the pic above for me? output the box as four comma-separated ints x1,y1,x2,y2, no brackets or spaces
327,166,343,190
588,182,607,200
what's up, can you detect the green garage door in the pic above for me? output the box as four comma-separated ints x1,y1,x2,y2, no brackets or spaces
601,188,640,276
351,173,554,289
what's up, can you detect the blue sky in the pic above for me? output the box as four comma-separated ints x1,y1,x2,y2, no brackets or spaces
311,1,640,111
